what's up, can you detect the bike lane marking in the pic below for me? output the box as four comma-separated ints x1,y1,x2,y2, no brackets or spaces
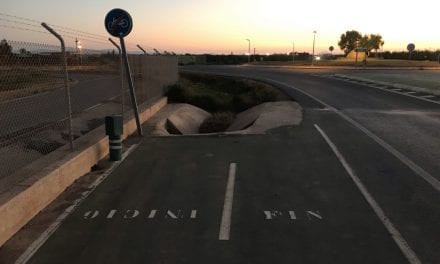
219,163,237,241
15,144,140,264
314,123,421,264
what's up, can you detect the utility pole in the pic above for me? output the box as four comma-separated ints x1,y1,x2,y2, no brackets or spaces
246,38,250,63
292,41,295,65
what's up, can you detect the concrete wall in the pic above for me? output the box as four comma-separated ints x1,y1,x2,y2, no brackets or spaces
129,56,178,103
0,56,178,247
0,98,168,247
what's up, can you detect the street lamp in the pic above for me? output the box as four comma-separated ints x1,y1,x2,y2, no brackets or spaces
246,38,250,63
311,31,317,65
292,41,295,65
75,38,82,66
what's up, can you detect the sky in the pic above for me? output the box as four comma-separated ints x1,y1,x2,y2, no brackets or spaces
1,0,440,54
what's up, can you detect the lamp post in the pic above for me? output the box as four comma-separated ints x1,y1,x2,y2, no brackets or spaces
76,38,82,66
246,38,250,63
292,41,295,65
312,31,316,65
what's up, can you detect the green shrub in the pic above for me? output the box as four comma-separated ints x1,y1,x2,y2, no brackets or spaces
165,83,187,102
165,73,287,114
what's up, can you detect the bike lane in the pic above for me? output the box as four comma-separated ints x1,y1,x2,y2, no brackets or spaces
26,111,407,263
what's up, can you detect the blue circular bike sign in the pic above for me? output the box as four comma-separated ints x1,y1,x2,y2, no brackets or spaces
105,8,133,37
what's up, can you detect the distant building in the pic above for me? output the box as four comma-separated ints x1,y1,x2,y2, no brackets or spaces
346,49,367,61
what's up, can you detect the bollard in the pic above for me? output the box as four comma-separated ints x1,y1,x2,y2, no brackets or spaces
105,115,123,161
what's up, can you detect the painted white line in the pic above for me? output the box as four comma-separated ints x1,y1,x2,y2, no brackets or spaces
182,69,440,191
369,86,440,106
325,76,440,106
314,124,421,264
15,143,140,264
219,163,237,241
263,78,440,193
82,94,121,112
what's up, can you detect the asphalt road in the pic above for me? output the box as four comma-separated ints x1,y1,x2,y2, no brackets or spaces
19,66,440,263
0,73,121,138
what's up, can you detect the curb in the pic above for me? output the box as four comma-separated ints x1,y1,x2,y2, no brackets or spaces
0,97,167,247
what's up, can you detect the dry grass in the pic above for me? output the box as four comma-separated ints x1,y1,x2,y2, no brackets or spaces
0,69,65,102
254,58,440,68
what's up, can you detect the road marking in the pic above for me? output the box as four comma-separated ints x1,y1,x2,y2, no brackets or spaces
306,211,323,220
324,75,440,106
288,211,297,220
261,78,440,193
83,210,99,219
166,210,184,219
15,143,140,264
420,95,436,99
83,209,197,220
82,94,121,112
219,163,237,241
107,210,117,219
182,69,440,192
263,210,283,220
124,210,140,219
263,210,322,220
181,70,440,192
314,124,421,264
405,91,418,94
190,210,197,219
148,210,157,219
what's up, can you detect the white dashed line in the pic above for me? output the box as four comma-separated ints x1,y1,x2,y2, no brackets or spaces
219,163,237,241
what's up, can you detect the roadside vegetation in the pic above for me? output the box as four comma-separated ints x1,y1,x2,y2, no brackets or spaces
252,58,440,67
166,73,290,133
0,68,67,102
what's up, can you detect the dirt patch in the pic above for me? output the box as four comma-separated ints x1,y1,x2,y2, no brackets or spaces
199,112,235,133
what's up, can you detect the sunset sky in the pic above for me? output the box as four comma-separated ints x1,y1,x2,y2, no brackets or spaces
2,0,440,54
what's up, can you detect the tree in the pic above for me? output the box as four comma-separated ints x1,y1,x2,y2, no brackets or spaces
0,39,13,56
338,30,362,54
357,34,385,57
368,34,384,54
329,46,334,54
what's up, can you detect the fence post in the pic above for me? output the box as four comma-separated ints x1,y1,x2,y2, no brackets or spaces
41,22,74,150
137,45,147,55
109,38,124,120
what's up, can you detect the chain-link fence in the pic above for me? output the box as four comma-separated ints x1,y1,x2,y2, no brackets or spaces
0,40,72,180
0,21,175,185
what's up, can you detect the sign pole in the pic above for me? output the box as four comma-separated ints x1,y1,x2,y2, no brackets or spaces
105,8,142,136
120,37,143,136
